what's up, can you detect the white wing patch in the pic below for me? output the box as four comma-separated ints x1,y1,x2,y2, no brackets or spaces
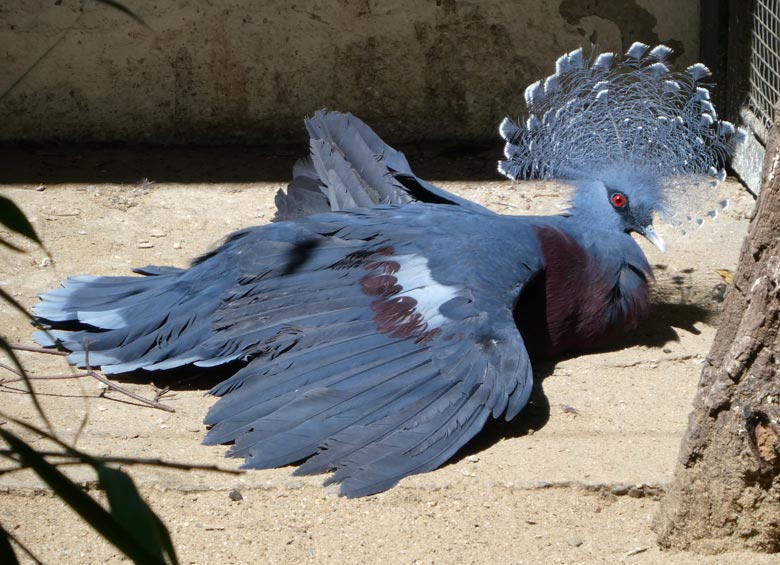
391,254,462,329
359,250,463,342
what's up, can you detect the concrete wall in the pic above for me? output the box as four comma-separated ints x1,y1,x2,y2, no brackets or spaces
1,0,700,144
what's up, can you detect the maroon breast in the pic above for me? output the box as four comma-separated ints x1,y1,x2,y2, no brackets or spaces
515,226,650,359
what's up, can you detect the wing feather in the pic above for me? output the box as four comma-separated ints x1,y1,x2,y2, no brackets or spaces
273,110,492,220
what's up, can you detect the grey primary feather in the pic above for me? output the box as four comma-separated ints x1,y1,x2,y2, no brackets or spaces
498,42,746,230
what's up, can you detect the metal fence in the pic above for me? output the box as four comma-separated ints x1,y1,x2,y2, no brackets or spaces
747,0,780,142
725,0,780,193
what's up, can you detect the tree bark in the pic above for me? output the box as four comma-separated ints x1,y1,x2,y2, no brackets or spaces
654,123,780,552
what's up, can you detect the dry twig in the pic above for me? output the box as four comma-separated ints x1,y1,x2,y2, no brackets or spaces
0,451,239,476
2,342,175,412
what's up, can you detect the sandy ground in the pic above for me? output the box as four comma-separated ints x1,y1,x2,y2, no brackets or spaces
1,145,776,564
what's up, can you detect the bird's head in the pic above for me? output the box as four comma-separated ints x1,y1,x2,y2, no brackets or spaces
569,167,665,252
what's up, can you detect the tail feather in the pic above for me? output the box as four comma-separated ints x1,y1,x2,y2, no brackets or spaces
33,270,223,373
33,275,156,322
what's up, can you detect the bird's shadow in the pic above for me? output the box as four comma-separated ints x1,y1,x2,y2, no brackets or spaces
453,361,556,463
604,299,712,351
112,361,244,392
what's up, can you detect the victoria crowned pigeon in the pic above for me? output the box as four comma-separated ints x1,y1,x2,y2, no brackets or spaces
34,43,743,497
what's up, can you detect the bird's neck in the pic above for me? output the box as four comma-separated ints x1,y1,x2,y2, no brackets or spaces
516,221,652,359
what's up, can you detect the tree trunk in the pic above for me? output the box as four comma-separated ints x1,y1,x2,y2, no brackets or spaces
654,123,780,552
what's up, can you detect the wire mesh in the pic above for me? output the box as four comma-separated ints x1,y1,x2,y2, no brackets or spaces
748,0,780,140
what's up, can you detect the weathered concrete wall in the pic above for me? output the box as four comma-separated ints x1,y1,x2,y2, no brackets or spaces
0,0,699,144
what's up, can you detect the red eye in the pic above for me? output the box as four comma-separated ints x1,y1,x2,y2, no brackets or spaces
610,193,627,208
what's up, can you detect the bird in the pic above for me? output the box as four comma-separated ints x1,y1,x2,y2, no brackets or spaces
33,43,743,497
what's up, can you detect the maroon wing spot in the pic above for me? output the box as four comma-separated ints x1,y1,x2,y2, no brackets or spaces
355,246,445,344
370,295,436,341
360,274,402,297
390,314,425,339
371,296,416,327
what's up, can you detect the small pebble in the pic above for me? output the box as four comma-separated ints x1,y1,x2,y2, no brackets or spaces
466,455,480,463
627,486,644,498
150,229,167,238
79,230,87,235
610,485,628,496
137,240,154,249
566,536,583,547
663,348,672,354
35,185,46,192
711,282,727,302
173,241,182,250
228,490,243,502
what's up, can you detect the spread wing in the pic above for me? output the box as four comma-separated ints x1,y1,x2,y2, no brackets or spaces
35,207,539,496
202,243,534,496
273,110,492,221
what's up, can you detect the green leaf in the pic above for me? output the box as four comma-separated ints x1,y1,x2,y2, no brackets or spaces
0,285,57,434
0,428,172,564
98,466,178,565
0,336,55,435
0,196,41,249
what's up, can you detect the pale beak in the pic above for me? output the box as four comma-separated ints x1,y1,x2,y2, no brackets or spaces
642,225,666,253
